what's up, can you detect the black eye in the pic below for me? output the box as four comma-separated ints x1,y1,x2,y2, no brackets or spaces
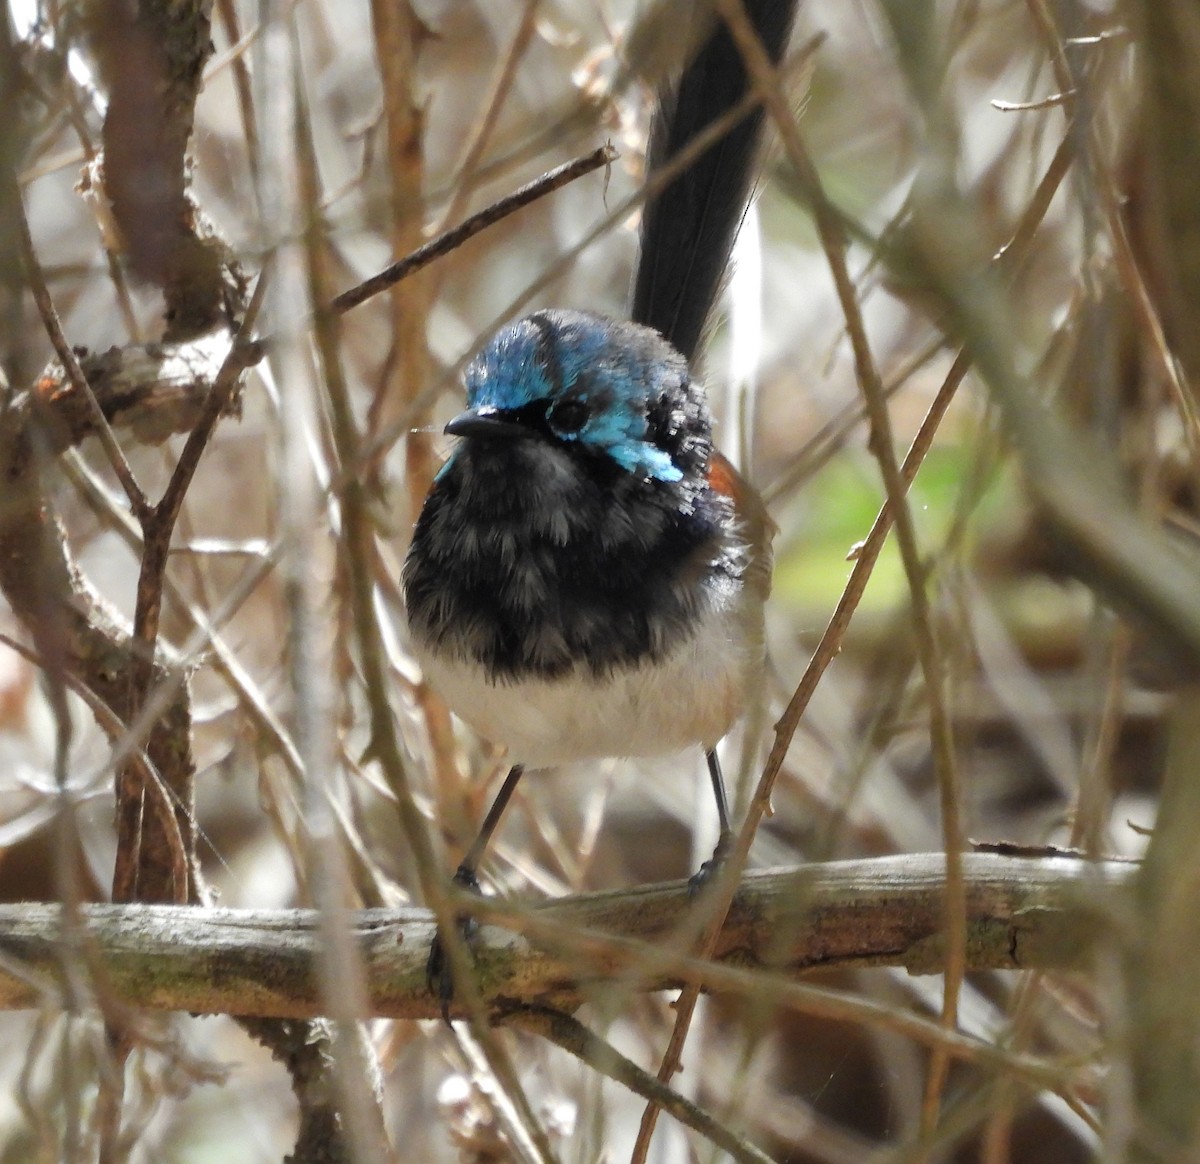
548,398,589,434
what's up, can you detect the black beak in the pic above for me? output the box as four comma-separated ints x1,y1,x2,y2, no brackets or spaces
444,407,529,441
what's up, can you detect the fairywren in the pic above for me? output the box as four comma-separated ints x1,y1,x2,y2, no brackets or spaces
403,0,793,1002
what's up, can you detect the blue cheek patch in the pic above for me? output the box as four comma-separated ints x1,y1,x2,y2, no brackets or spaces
618,444,683,482
572,410,683,481
553,320,684,482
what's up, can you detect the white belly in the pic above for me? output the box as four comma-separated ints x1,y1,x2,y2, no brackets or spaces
415,610,754,768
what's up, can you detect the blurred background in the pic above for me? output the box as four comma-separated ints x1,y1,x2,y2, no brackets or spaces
0,0,1172,1160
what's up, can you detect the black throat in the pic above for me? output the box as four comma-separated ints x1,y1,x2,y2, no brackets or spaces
403,437,735,682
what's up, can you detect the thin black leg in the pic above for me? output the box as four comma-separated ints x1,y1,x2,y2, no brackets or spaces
706,748,732,839
689,748,734,892
457,763,525,881
427,763,526,1019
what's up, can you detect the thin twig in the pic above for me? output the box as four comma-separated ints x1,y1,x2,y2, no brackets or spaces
706,16,1080,1147
300,54,558,1160
979,13,1133,1155
330,144,618,315
213,0,262,199
432,0,543,236
14,182,149,520
512,1007,775,1164
1024,0,1200,459
631,6,962,1156
154,281,267,531
110,282,265,905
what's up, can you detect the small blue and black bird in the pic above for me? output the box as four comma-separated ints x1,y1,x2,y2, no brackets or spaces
403,1,794,998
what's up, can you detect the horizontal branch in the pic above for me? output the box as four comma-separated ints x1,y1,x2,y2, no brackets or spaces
19,331,250,456
0,853,1131,1021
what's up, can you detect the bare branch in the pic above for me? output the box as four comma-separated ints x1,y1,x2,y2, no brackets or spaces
88,0,236,337
0,854,1130,1020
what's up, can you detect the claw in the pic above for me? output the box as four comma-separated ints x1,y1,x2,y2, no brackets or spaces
426,865,483,1024
687,830,732,897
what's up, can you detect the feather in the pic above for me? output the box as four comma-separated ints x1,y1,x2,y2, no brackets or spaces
631,0,797,364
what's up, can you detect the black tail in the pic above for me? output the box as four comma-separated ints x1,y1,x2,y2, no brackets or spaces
631,1,797,364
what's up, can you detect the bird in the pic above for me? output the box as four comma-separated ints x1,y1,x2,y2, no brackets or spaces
403,0,794,1005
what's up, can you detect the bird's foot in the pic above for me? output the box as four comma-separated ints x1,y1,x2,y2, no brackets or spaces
426,865,482,1024
687,831,733,896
